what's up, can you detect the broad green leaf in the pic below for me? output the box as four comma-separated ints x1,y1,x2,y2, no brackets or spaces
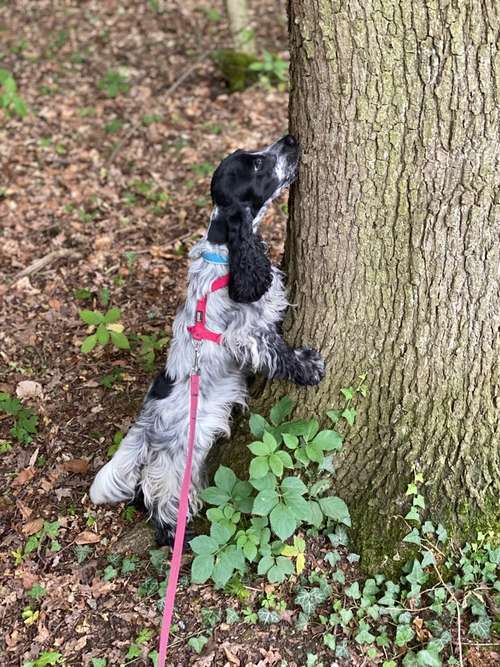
283,433,299,449
110,331,130,349
250,472,277,491
305,441,323,463
263,431,278,452
355,621,375,645
309,479,332,497
284,494,311,522
257,555,274,575
469,616,491,639
281,476,307,496
268,453,283,477
345,581,361,599
308,500,324,528
318,496,351,525
79,309,104,325
200,486,230,505
249,456,269,479
189,535,218,555
249,412,269,437
326,409,341,424
276,450,294,468
212,551,235,588
214,466,237,493
312,429,343,451
81,334,98,353
281,420,311,437
303,418,319,441
210,521,234,545
248,440,270,456
104,307,121,323
252,488,279,516
270,396,294,426
421,550,436,568
96,325,110,346
191,554,214,583
270,503,296,541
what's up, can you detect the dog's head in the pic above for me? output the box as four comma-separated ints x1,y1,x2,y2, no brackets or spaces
207,135,299,302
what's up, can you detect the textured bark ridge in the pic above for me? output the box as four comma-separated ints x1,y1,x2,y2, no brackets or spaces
239,0,499,572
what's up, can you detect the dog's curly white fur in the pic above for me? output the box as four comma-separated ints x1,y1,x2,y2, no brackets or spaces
90,135,325,545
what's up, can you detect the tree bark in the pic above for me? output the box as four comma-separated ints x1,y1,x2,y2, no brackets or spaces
220,0,500,573
224,0,256,55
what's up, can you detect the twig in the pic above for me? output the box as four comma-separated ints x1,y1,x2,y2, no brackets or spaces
11,248,79,282
107,48,212,166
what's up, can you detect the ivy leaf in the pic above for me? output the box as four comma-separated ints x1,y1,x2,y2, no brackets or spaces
270,502,296,541
395,624,414,646
257,607,281,624
436,524,448,543
469,616,491,639
318,496,351,526
191,554,214,583
345,581,361,600
405,506,421,522
421,550,436,568
415,649,442,666
342,407,357,426
403,528,421,545
406,559,427,586
270,396,294,426
355,621,375,644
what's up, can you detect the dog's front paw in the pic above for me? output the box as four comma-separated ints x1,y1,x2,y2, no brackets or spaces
294,347,326,386
153,520,193,552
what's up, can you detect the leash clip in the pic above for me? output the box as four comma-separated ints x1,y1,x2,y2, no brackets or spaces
191,339,202,376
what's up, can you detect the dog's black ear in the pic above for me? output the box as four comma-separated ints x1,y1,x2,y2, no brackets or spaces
226,204,273,303
207,207,228,244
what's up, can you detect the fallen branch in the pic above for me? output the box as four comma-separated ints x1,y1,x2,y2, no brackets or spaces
107,48,212,166
12,248,80,282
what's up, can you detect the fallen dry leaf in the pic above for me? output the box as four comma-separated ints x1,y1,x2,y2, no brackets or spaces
22,518,44,535
12,467,36,487
223,645,240,665
62,458,90,474
16,380,43,400
75,530,100,545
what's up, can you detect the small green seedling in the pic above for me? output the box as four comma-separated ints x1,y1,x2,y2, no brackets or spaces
79,308,130,353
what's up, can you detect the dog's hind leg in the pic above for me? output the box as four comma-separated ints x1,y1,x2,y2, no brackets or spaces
90,418,149,505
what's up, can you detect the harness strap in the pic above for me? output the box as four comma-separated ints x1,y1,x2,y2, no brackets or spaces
157,273,229,666
186,274,230,343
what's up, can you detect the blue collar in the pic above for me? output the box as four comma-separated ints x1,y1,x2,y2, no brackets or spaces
201,251,229,265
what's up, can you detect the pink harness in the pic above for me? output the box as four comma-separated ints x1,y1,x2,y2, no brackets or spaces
157,273,230,666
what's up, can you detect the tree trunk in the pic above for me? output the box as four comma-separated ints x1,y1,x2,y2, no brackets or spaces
224,0,256,55
221,0,500,573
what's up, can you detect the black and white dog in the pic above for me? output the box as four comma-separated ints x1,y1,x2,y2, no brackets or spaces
90,135,325,544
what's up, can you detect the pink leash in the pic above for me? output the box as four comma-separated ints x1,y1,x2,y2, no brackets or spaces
157,274,229,666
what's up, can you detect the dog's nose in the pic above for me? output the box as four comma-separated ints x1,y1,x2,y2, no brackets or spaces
283,134,297,147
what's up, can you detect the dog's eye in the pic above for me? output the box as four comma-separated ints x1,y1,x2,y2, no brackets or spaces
253,158,263,172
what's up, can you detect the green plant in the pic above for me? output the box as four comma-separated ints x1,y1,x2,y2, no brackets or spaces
23,521,61,557
0,68,28,117
74,544,92,563
22,651,64,667
126,628,153,659
187,634,209,654
190,389,360,588
79,308,130,353
98,70,130,98
135,333,168,371
248,50,288,89
0,392,38,444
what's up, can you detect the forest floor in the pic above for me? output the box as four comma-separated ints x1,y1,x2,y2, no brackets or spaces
0,2,498,667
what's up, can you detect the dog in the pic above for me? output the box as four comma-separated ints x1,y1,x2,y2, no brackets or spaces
89,135,325,545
